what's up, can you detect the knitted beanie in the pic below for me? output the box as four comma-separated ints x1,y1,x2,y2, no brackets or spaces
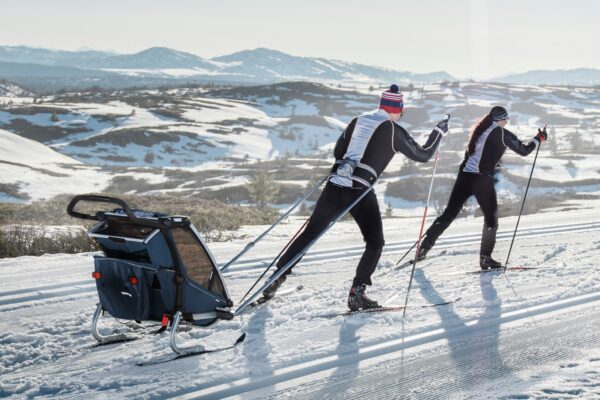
379,84,404,114
490,106,509,121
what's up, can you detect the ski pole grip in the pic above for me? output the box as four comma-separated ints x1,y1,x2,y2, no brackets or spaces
67,194,136,221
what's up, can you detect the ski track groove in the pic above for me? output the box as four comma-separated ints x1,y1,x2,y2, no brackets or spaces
224,221,600,275
0,221,597,311
283,312,600,400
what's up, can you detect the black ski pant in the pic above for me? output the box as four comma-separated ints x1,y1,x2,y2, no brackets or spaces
276,182,384,286
423,171,498,256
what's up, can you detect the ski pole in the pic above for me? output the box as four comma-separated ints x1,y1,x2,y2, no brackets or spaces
220,175,328,272
402,114,449,318
394,234,425,267
503,135,543,272
236,218,310,305
235,180,377,315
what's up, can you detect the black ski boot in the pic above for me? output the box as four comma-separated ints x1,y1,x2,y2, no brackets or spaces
480,255,502,271
415,239,433,261
261,273,287,301
347,284,380,311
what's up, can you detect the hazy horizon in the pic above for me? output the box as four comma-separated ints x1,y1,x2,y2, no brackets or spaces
3,43,599,81
1,0,599,80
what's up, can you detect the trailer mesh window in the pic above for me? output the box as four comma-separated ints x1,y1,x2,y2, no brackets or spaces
171,227,225,297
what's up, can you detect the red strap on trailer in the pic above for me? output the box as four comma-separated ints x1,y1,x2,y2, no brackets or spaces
153,313,170,334
161,313,169,328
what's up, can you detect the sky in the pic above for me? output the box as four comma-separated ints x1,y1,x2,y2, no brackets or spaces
1,0,598,80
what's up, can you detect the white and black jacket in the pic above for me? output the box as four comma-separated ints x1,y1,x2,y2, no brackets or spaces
330,109,442,188
461,123,539,176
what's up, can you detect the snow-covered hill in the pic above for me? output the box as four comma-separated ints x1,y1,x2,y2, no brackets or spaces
1,81,598,213
1,198,600,398
0,81,31,97
0,128,113,202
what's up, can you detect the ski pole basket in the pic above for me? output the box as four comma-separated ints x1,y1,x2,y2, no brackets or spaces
67,195,233,354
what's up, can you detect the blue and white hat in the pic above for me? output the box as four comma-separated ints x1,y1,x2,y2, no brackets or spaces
490,106,509,121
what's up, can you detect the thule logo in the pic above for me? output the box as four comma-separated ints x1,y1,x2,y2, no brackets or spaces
120,291,133,297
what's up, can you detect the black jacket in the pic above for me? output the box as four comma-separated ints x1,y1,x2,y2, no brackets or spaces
331,117,442,188
460,126,537,176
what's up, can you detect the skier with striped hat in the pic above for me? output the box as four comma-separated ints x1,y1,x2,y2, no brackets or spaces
262,84,449,311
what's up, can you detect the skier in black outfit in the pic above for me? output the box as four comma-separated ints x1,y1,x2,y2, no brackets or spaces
415,106,548,270
261,84,448,310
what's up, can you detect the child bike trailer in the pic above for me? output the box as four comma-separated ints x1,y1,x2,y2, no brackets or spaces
67,195,236,356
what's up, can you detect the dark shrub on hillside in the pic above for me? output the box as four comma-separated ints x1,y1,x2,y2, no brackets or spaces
0,193,278,236
0,225,98,258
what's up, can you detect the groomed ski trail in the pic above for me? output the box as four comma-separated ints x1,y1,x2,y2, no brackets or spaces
1,220,598,312
1,214,600,399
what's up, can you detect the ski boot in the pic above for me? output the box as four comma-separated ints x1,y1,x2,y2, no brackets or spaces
480,255,502,271
415,240,433,261
347,284,380,311
261,273,287,301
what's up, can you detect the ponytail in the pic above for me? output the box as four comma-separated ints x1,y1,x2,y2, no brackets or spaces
467,114,494,155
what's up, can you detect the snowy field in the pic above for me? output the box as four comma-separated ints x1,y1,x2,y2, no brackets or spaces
1,81,598,208
1,197,600,399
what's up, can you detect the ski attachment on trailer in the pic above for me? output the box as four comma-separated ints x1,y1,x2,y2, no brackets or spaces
136,333,246,366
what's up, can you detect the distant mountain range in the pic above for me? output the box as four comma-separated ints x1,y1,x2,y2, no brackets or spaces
0,45,453,85
0,46,598,88
493,68,600,86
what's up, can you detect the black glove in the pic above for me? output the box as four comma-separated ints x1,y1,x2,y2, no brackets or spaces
434,119,449,135
535,126,548,142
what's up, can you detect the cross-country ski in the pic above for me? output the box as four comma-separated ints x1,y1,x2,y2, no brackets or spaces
310,297,462,320
249,285,304,307
434,266,538,276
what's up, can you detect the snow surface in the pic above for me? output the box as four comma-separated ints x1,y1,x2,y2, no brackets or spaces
0,129,112,201
1,82,598,206
0,128,80,166
1,198,600,399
